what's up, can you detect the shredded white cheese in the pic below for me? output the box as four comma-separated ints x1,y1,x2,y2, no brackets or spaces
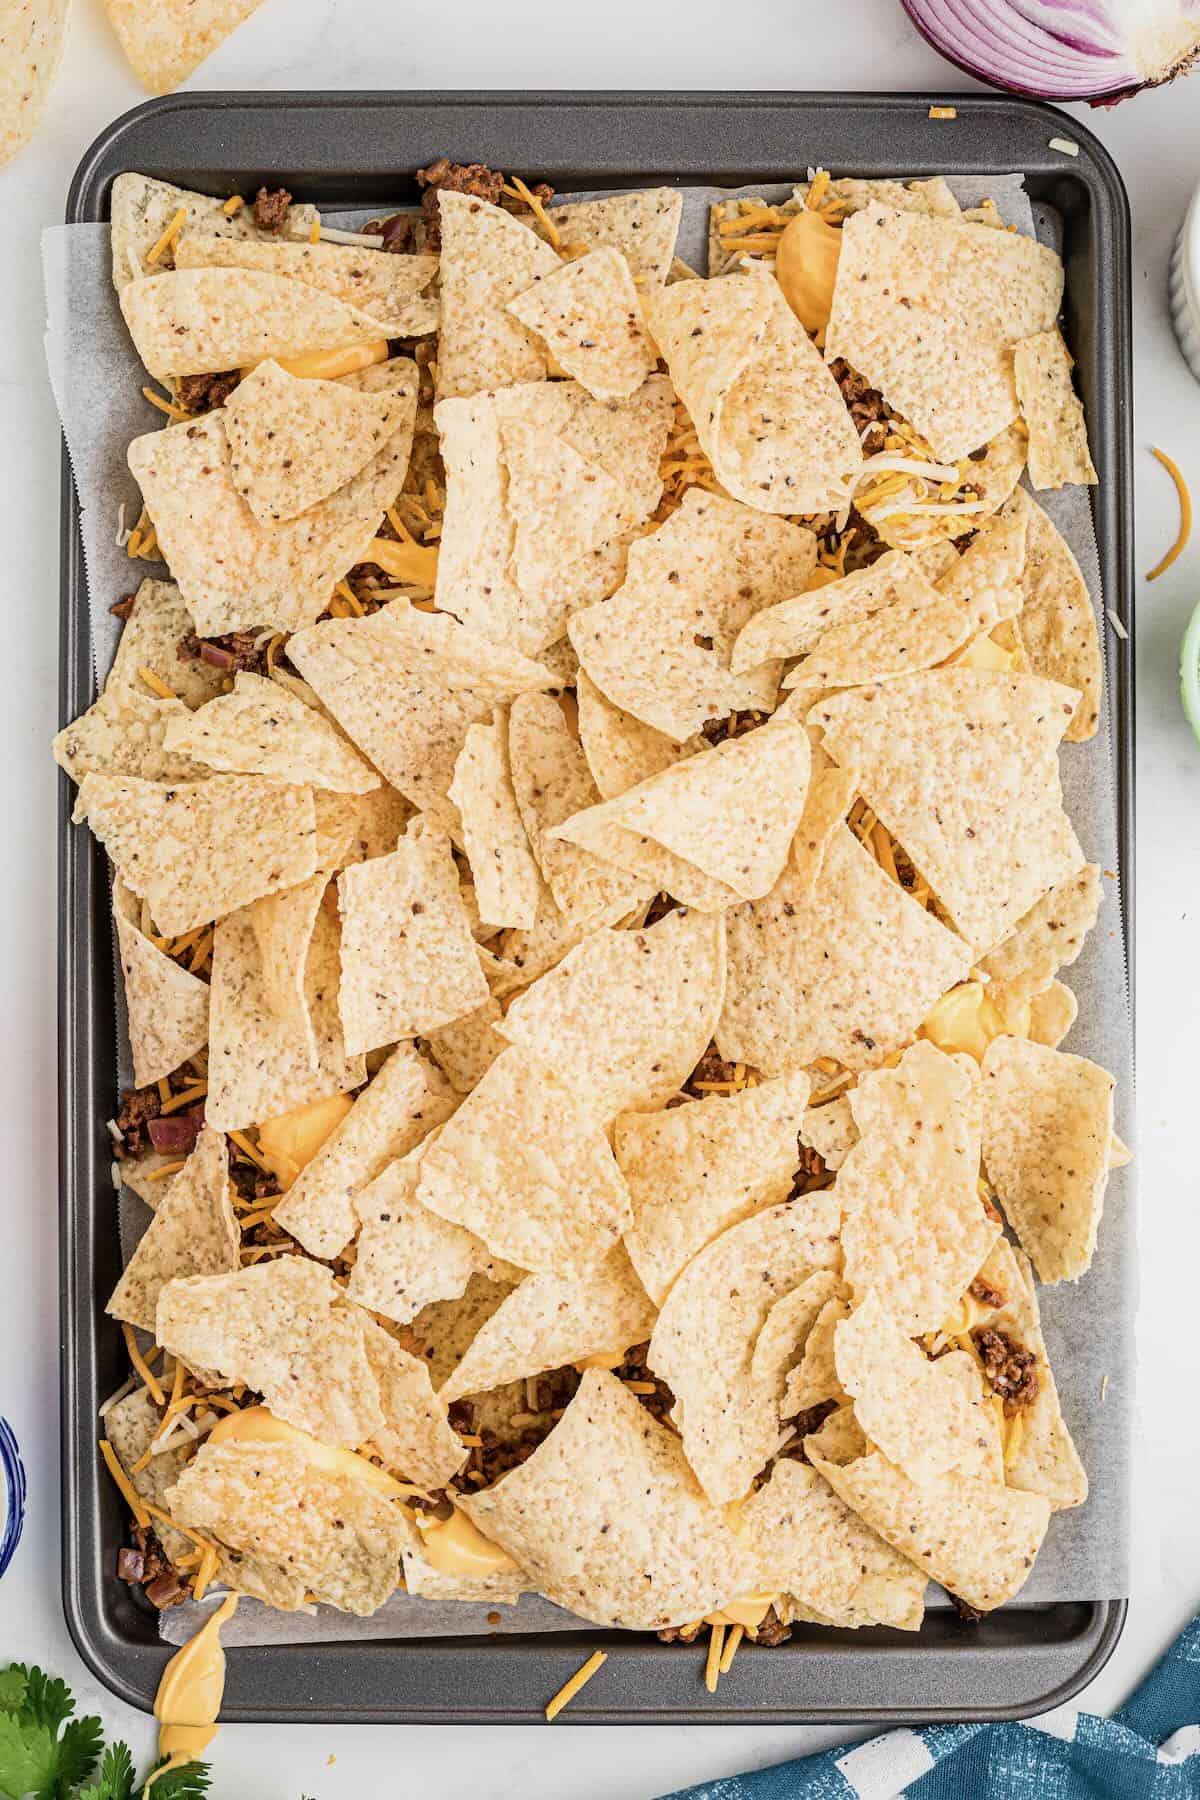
1049,137,1080,157
319,225,386,248
1106,606,1129,640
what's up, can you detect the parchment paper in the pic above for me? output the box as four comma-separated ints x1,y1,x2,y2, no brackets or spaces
43,174,1133,1651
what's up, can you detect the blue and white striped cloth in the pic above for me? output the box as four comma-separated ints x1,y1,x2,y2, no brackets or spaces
662,1615,1200,1799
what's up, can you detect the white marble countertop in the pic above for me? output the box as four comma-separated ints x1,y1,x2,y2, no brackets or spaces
3,2,1199,1794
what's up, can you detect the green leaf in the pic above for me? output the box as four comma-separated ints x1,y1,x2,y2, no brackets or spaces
137,1760,212,1800
78,1742,136,1800
0,1664,102,1800
0,1712,60,1799
0,1669,29,1715
17,1675,75,1739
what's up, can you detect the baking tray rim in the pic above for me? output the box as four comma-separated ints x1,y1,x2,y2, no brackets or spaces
58,88,1134,1726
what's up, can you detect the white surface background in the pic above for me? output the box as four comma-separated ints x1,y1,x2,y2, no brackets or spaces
2,3,1199,1795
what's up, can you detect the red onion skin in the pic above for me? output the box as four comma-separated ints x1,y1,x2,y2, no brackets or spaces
197,641,237,671
147,1107,205,1155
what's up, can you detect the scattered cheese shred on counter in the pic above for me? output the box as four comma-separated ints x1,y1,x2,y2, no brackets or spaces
1146,447,1191,580
545,1649,608,1721
928,105,957,120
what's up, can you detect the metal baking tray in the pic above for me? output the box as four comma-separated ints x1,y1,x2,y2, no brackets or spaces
59,91,1133,1725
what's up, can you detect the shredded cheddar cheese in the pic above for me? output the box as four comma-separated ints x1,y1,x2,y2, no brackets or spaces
545,1649,607,1721
122,1322,165,1405
720,1623,745,1674
141,386,189,422
138,666,178,701
1146,447,1191,579
309,218,321,244
99,1439,150,1529
504,176,561,251
704,1621,726,1693
192,1539,220,1601
222,194,244,216
146,207,187,266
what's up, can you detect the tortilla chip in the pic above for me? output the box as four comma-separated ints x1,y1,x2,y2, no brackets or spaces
1014,328,1097,489
500,414,623,599
127,400,415,637
647,273,862,513
545,803,741,914
508,691,649,928
441,1247,655,1403
1011,490,1102,742
119,266,387,380
163,671,380,794
559,716,811,904
103,1386,195,1563
867,421,1029,554
287,599,557,826
435,192,560,400
835,1292,1002,1485
544,189,682,288
647,1193,842,1503
246,873,326,1059
115,1151,179,1212
968,1239,1087,1509
732,550,931,676
346,1140,510,1326
76,772,317,937
106,1126,237,1332
106,578,228,708
576,671,698,800
718,823,972,1076
166,1439,410,1616
825,206,1063,461
931,503,1028,640
335,821,488,1055
1027,980,1078,1048
206,899,364,1131
414,1046,632,1278
174,237,438,337
786,762,860,897
113,879,209,1087
980,1036,1116,1283
449,716,542,931
570,490,816,741
1,0,67,166
110,174,317,288
799,1097,856,1172
356,1315,467,1489
783,1293,850,1416
745,1459,925,1630
508,248,655,401
617,1071,812,1305
273,1042,456,1258
424,997,506,1095
838,1042,999,1335
798,175,961,218
460,1369,758,1629
783,572,975,691
53,684,210,789
977,863,1102,1004
497,909,726,1124
750,1270,846,1412
219,359,416,526
345,781,415,862
810,1447,1050,1613
398,1272,520,1389
813,673,1085,954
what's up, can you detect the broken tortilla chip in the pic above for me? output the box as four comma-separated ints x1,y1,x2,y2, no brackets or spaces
113,878,209,1088
101,0,265,95
460,1368,759,1629
435,191,560,400
247,872,326,1056
164,671,381,792
106,1126,237,1333
105,578,227,709
543,189,682,288
109,173,317,289
977,863,1102,1002
1011,489,1103,742
733,549,937,676
617,1071,812,1305
54,684,210,790
508,247,656,401
449,715,542,931
2,0,67,167
174,236,438,338
576,670,698,799
980,1036,1117,1283
1014,328,1098,490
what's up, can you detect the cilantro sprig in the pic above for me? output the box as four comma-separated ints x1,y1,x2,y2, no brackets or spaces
0,1665,210,1800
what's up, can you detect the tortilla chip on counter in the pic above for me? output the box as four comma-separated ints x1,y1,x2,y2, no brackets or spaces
838,1042,1000,1335
543,188,683,288
435,191,561,400
164,671,380,793
106,1125,237,1333
1011,489,1103,742
1,0,66,168
110,173,318,288
834,1292,1002,1485
744,1459,926,1630
813,672,1085,954
220,358,416,526
825,204,1063,461
449,715,543,931
460,1369,759,1629
980,1036,1118,1283
335,821,488,1055
1014,328,1098,490
809,1446,1051,1614
647,272,863,513
570,489,817,741
967,1238,1088,1510
508,247,656,400
440,1247,656,1403
166,1439,412,1616
76,772,317,938
174,236,438,338
126,398,415,637
101,0,266,96
112,878,209,1088
718,823,972,1076
53,685,210,789
496,909,726,1123
287,599,557,826
414,1046,633,1278
273,1042,456,1258
647,1192,842,1504
618,1071,812,1305
206,899,364,1130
